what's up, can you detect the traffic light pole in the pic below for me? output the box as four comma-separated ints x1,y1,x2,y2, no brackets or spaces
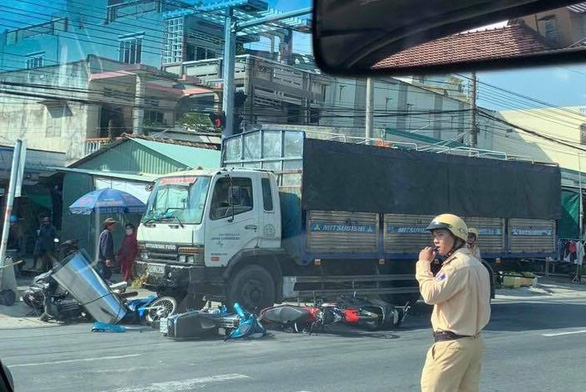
216,4,312,137
222,7,236,138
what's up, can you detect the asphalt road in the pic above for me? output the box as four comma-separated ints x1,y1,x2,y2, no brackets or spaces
3,296,586,392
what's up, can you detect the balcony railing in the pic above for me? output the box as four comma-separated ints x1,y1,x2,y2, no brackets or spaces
84,137,121,157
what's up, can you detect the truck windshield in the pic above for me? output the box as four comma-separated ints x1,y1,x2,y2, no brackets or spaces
142,176,211,225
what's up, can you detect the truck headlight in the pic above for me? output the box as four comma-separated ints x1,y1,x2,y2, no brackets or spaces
141,251,149,261
178,247,204,265
178,255,187,263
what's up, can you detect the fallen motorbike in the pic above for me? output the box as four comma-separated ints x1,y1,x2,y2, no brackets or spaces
23,270,133,323
24,250,177,325
23,240,86,322
260,296,409,334
160,302,265,340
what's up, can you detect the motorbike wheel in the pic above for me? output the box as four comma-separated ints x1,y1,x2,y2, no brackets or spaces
362,317,382,331
145,296,177,325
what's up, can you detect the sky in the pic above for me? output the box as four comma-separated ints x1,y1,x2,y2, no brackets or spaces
477,65,586,110
3,0,586,111
1,0,66,30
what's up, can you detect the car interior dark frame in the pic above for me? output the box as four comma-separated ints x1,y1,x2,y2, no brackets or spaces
312,0,586,76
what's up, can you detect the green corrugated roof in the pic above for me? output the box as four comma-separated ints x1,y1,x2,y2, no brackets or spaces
131,138,220,169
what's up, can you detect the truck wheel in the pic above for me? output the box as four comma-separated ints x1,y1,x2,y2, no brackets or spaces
227,265,276,312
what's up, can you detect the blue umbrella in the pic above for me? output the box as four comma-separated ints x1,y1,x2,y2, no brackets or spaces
69,188,146,215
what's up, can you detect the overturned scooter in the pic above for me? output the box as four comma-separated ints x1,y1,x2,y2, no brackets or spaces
160,302,265,340
45,250,176,325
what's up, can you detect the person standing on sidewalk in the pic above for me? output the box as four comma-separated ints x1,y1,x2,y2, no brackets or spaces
117,223,138,283
417,214,491,392
97,218,118,281
33,216,57,272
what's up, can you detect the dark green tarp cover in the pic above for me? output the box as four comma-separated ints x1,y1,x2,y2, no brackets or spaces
302,139,562,220
560,188,580,239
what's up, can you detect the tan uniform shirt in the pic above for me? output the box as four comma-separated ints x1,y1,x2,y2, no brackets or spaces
468,244,482,261
416,247,491,336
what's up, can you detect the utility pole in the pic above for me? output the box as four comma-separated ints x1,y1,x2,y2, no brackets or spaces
222,7,236,138
166,2,311,137
0,139,24,290
470,71,478,148
365,77,374,144
575,152,584,282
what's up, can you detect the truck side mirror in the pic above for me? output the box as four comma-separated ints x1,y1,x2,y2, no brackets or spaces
226,174,235,223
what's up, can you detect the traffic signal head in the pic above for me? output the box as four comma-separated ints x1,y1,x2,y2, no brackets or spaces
208,112,226,131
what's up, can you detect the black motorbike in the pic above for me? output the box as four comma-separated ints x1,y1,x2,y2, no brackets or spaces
23,240,131,323
23,239,83,322
23,270,85,322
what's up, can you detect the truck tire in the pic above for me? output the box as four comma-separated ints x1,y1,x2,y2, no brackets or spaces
227,265,276,312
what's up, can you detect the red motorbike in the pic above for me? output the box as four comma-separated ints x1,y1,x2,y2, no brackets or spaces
260,296,409,334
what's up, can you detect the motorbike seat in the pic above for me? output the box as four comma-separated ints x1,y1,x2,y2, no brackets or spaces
261,305,313,324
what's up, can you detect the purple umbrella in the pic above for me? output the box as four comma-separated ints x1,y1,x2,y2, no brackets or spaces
69,188,146,215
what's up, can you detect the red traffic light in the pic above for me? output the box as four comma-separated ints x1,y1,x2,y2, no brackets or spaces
208,112,226,130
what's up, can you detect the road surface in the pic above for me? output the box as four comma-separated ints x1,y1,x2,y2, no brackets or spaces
2,295,586,392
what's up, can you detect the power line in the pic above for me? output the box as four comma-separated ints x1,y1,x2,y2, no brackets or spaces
478,110,586,153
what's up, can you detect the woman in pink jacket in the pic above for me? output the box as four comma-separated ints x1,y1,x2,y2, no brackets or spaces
117,223,138,282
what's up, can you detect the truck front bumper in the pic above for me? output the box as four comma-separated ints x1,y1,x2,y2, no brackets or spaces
134,260,225,291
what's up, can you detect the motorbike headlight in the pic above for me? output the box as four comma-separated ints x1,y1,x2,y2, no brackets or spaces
178,255,187,263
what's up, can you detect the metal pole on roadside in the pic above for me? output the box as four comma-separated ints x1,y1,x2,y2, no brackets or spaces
470,72,478,148
575,153,584,282
365,77,374,144
579,153,583,240
222,7,236,138
0,139,23,285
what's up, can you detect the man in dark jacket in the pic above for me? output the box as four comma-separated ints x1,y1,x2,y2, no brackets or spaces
97,218,118,281
34,216,58,272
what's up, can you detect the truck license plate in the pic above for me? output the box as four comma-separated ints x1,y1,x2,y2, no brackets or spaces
147,264,165,275
159,318,168,334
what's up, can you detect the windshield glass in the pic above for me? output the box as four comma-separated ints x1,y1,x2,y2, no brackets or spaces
142,176,210,225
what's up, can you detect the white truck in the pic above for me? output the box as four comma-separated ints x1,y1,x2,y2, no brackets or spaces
135,129,560,311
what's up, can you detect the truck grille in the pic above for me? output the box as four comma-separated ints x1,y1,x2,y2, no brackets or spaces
142,249,177,263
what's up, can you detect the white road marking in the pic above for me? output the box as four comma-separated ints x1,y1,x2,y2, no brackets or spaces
8,354,140,368
542,329,586,337
105,374,251,392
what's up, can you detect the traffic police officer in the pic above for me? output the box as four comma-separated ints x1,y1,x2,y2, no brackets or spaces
467,227,482,261
416,214,491,392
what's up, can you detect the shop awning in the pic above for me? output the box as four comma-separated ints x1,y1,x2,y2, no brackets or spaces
0,145,66,182
50,167,159,183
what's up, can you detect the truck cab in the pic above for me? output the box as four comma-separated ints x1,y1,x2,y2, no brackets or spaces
135,168,283,310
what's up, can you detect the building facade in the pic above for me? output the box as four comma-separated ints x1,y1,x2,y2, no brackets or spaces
0,55,215,163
